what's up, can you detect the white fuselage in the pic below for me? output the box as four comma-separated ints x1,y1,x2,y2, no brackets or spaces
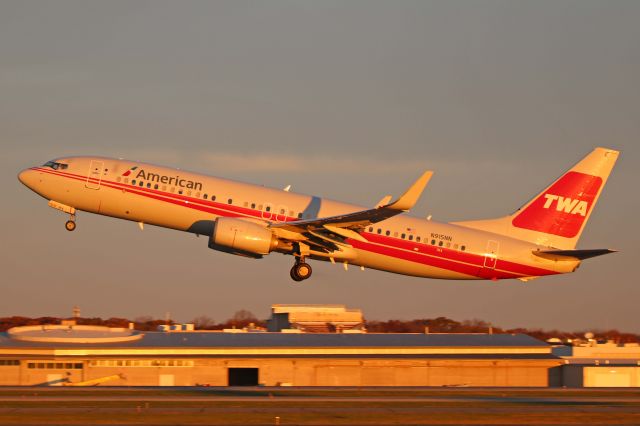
18,156,579,281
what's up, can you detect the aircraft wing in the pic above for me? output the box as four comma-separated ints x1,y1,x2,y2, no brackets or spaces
270,171,433,244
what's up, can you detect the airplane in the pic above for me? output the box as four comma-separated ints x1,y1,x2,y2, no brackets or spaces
18,147,618,282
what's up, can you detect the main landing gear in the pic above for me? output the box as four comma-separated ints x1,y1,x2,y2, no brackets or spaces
290,259,312,282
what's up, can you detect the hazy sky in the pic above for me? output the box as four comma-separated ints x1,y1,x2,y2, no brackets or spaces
2,1,639,332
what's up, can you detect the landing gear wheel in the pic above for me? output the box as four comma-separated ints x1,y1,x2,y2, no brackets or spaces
290,262,312,282
290,266,304,282
65,220,76,232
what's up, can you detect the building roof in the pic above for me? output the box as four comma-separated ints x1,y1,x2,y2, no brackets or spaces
0,330,547,349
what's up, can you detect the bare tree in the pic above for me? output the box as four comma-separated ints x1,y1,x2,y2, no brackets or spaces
192,315,216,330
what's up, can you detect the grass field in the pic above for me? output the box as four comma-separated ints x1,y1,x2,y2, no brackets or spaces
0,387,639,425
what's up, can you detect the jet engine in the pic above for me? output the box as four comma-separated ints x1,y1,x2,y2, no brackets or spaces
208,217,278,258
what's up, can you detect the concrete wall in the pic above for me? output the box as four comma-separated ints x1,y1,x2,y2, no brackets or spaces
0,358,561,387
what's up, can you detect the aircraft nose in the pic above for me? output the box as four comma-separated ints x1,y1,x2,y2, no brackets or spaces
18,168,34,187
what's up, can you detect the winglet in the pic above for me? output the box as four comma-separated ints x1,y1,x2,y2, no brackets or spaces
383,171,433,211
375,195,392,208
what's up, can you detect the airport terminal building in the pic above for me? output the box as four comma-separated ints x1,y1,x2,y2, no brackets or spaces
0,324,562,387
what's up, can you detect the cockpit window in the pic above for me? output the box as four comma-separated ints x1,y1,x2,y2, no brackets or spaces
43,161,68,170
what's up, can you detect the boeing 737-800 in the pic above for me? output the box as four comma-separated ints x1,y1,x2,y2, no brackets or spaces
18,147,618,282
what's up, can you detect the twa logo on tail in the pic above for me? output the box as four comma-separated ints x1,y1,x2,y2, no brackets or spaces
542,194,589,216
512,171,602,238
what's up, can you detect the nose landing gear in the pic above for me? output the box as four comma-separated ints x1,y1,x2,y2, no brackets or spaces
65,218,76,232
290,260,312,282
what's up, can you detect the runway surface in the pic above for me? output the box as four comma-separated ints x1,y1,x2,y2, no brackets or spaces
0,387,639,425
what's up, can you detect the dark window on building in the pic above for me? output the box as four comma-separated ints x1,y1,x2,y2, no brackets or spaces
228,368,259,386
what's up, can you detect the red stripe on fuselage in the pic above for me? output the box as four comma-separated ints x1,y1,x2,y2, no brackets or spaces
32,167,559,279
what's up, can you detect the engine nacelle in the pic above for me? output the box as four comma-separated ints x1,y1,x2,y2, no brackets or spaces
209,217,278,257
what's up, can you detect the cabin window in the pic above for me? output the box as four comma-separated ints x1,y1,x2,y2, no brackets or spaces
416,236,421,242
280,208,285,214
393,232,398,237
408,235,414,241
244,202,249,207
266,206,271,212
139,181,144,187
228,199,232,204
453,244,459,250
131,180,136,185
431,239,436,245
377,228,382,234
146,183,151,188
438,241,443,247
204,194,208,200
446,242,451,248
461,245,466,251
401,233,406,239
298,213,303,219
178,189,183,195
211,195,216,201
251,203,256,209
385,230,390,236
368,227,373,233
154,184,159,190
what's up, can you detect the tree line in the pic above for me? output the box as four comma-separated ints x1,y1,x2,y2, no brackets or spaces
1,313,637,344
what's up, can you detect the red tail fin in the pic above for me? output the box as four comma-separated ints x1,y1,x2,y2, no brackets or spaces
454,147,619,249
511,171,602,238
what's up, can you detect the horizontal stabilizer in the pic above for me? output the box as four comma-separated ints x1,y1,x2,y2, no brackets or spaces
533,248,617,261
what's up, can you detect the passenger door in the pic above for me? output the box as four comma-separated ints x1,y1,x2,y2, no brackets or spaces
85,160,104,190
483,240,499,269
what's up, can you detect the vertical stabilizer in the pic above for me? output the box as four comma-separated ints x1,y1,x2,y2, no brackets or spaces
454,147,619,249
